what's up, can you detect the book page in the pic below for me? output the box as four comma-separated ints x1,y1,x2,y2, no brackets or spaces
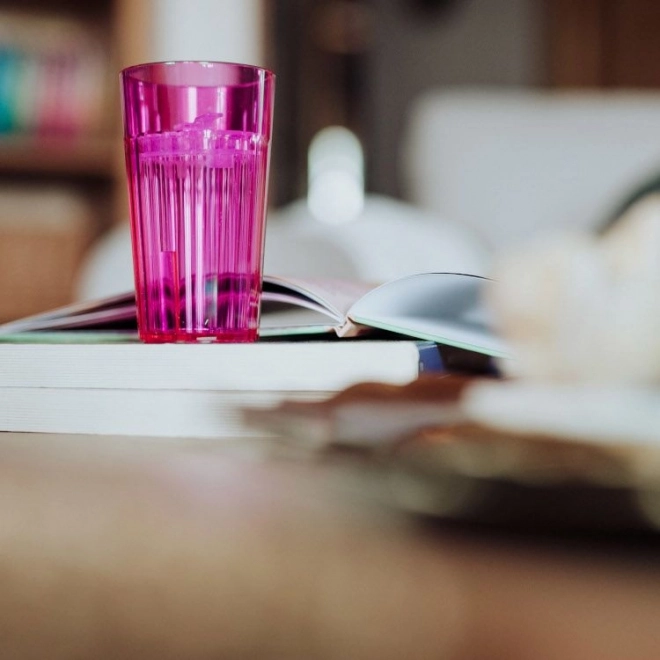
347,272,510,357
263,275,373,320
0,293,136,333
259,277,374,337
0,276,374,336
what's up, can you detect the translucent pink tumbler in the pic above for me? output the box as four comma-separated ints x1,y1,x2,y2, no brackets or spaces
121,61,275,343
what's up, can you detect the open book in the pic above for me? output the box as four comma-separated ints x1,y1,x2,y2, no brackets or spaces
0,272,508,358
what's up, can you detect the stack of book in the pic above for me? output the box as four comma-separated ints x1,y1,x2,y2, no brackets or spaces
0,341,442,439
0,272,506,439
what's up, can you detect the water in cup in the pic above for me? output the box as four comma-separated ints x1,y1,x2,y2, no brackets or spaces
128,114,268,342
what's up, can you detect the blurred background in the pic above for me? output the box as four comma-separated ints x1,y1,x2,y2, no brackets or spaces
3,0,660,319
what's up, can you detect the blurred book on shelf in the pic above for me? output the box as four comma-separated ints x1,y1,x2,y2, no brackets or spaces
0,9,110,138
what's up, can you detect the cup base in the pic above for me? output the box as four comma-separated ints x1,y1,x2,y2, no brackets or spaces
139,329,258,344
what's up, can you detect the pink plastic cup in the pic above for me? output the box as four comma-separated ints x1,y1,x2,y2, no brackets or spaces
121,61,275,343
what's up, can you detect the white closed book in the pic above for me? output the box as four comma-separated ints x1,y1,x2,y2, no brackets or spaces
0,340,441,438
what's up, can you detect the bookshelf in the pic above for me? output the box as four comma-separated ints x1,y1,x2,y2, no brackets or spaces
0,134,116,177
0,0,152,321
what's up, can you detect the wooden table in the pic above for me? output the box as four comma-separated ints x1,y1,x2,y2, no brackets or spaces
0,431,659,660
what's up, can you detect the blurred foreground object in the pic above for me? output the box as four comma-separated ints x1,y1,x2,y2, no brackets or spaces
486,194,660,383
386,418,660,534
242,374,476,452
457,193,660,491
242,372,660,534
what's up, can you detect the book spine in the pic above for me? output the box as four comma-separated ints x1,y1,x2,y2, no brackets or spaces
418,341,500,376
0,388,330,439
417,342,445,373
430,343,500,376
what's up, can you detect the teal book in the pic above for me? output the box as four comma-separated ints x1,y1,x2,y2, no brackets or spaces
0,48,19,132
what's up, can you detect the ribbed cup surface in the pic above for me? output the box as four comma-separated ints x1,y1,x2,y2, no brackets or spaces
121,61,274,343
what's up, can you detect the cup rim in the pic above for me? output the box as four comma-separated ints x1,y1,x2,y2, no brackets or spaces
121,60,275,82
